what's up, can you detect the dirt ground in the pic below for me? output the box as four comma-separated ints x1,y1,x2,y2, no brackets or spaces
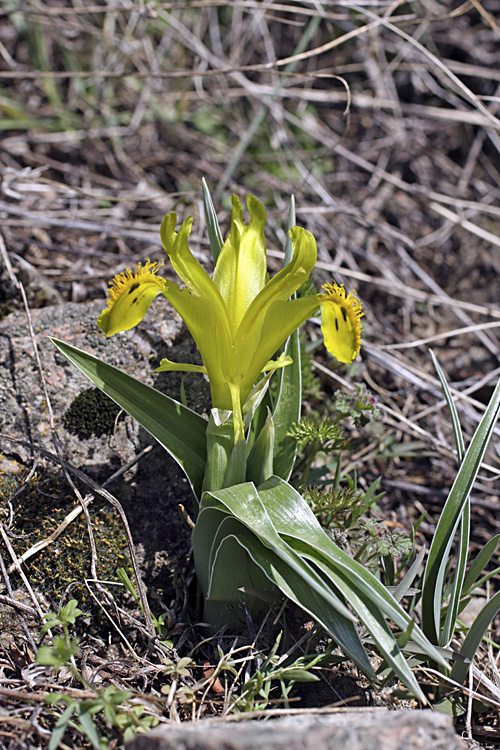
1,1,500,748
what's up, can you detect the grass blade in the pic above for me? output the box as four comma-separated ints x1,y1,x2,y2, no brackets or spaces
450,590,500,685
422,373,500,644
429,350,470,645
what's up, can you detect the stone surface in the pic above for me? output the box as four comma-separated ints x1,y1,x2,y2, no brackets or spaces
0,300,210,565
126,710,467,750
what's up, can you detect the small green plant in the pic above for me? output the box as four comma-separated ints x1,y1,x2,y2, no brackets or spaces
36,599,158,748
231,632,323,712
50,182,500,706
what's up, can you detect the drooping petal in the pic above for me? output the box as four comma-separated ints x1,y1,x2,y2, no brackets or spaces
212,195,268,331
160,283,232,410
97,260,168,336
318,282,365,364
238,295,320,402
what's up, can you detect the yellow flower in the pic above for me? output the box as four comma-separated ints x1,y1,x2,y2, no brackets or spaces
97,196,365,441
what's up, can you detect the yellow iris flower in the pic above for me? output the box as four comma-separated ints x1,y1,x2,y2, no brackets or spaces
97,195,364,441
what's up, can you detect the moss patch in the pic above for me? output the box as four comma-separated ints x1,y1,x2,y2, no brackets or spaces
63,387,123,439
0,468,130,607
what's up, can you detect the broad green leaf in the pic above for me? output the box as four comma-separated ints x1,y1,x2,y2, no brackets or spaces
422,372,500,644
257,477,447,669
192,506,228,596
202,515,279,628
50,338,207,502
198,501,373,677
198,481,444,694
199,485,353,622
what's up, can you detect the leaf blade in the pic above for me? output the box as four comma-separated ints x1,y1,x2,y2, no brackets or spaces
50,338,207,501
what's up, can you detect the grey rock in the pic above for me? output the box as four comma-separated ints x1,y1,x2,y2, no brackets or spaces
126,710,467,750
0,300,209,564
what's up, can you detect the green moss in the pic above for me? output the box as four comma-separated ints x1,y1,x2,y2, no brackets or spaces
63,387,123,439
0,469,131,607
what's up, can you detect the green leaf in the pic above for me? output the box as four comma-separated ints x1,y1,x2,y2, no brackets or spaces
260,479,445,657
202,521,279,629
462,535,500,597
280,669,319,682
199,487,377,682
286,532,426,700
202,177,223,263
59,599,83,625
49,703,75,750
392,546,425,603
272,328,301,480
203,409,238,493
450,590,500,685
422,370,500,644
50,338,207,503
246,409,274,485
272,196,301,481
430,351,469,646
76,706,103,750
36,637,80,668
196,486,376,678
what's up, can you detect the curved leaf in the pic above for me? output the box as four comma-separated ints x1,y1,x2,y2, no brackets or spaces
50,338,207,502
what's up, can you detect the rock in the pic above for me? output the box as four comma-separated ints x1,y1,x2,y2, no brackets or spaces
126,710,467,750
0,300,210,568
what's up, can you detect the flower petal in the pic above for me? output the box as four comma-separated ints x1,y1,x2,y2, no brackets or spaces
160,283,232,409
238,295,319,401
212,195,268,330
318,283,365,363
160,211,231,333
156,359,207,374
238,225,317,340
232,226,318,400
97,260,168,336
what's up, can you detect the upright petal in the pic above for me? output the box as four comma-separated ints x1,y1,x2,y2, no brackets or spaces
232,226,317,388
97,260,168,336
212,195,268,331
160,211,232,335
